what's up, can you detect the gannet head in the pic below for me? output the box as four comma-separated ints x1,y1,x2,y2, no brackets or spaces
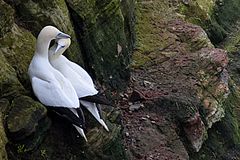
36,26,71,55
49,38,71,60
38,26,71,40
54,38,71,55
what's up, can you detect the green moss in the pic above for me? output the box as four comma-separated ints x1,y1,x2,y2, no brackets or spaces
7,96,47,133
0,51,25,98
190,82,240,159
68,0,131,90
177,1,227,44
6,95,50,153
0,0,14,37
83,125,127,160
10,0,83,64
0,99,9,160
131,51,151,69
223,30,240,53
214,0,240,31
0,24,35,88
135,0,174,53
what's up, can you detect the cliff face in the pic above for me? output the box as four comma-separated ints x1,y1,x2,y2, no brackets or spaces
1,0,240,159
122,0,240,159
0,0,134,159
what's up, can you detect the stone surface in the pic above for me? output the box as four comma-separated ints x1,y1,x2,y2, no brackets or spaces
0,99,10,160
0,24,36,89
125,0,230,157
7,109,126,160
122,104,189,160
1,0,240,159
6,0,83,64
66,0,132,90
0,0,14,38
0,50,25,98
6,95,50,151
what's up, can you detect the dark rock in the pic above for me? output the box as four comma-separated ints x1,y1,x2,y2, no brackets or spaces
83,124,126,159
66,0,133,90
0,24,36,89
128,0,230,156
184,112,207,152
0,99,10,160
7,0,83,64
0,0,14,37
129,90,148,102
6,95,50,151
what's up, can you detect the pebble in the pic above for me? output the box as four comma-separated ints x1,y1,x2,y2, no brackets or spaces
129,103,142,111
143,80,152,87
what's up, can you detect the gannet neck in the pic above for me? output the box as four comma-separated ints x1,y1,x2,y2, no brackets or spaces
49,38,71,60
36,37,51,57
49,43,65,61
35,26,62,57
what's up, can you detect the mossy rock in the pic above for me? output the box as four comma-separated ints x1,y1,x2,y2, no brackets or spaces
83,124,126,160
66,0,131,90
0,24,36,89
0,51,25,98
177,0,227,44
0,99,10,160
8,0,83,64
6,95,50,152
0,0,14,38
190,85,240,159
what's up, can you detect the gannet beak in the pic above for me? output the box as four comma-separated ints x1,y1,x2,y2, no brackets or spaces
56,32,71,39
54,43,62,54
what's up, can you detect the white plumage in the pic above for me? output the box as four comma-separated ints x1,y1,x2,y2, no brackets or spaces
49,38,109,131
28,26,87,141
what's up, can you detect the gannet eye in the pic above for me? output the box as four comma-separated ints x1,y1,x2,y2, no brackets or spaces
60,45,65,48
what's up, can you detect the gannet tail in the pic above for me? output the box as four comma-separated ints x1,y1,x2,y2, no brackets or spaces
80,94,112,106
80,100,109,132
73,124,88,142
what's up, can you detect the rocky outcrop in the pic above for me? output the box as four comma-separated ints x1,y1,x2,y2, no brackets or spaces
0,0,134,159
0,0,14,37
66,0,133,89
176,0,240,44
120,0,238,159
5,0,83,64
1,0,240,159
0,99,10,160
6,96,50,152
0,24,36,89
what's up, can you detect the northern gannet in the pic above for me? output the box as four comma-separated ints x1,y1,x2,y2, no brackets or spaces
28,26,87,141
49,38,109,131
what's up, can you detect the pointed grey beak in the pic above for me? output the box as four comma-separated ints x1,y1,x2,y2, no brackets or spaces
56,32,71,39
54,43,62,54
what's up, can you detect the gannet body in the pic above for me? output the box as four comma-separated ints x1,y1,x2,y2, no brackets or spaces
49,38,109,131
28,26,87,141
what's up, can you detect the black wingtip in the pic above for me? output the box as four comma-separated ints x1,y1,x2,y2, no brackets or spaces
80,94,112,106
48,107,86,129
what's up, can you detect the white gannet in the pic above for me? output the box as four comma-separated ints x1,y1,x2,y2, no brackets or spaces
28,26,87,141
49,38,109,131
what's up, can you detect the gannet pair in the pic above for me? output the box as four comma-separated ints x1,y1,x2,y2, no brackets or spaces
49,38,109,131
28,26,109,142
